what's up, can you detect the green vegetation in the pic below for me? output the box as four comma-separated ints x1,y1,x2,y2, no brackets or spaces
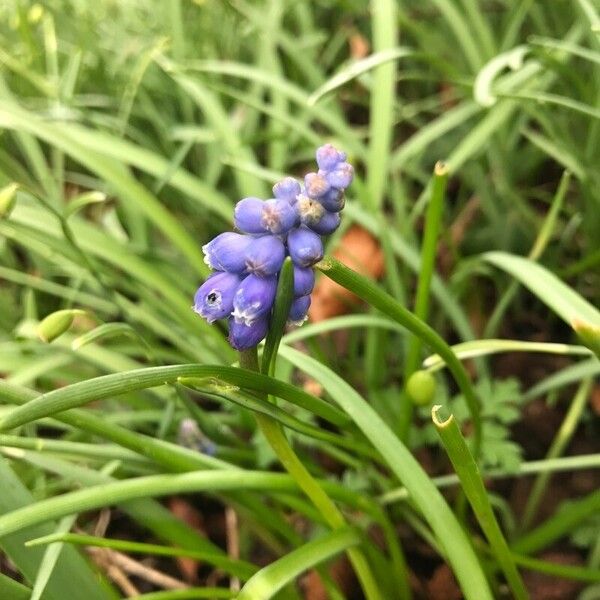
0,1,598,598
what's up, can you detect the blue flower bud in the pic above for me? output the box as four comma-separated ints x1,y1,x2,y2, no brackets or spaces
320,188,346,212
273,177,301,204
202,232,252,273
245,235,285,277
316,144,346,171
234,197,297,235
228,316,269,350
194,271,242,323
287,226,324,267
288,295,311,325
232,274,277,325
295,194,325,229
293,266,315,298
307,209,341,235
304,172,330,199
325,162,354,190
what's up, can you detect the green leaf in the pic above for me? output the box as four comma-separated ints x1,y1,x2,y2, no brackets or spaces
0,572,31,600
262,258,294,375
26,533,257,581
432,406,528,600
277,346,493,600
238,528,361,600
483,252,600,326
63,191,107,219
0,456,115,600
0,365,349,432
0,101,207,276
424,339,592,371
308,47,412,106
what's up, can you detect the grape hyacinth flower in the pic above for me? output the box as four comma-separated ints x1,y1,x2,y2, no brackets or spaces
193,144,354,350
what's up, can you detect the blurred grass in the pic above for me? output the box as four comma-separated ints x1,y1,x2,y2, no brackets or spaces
0,0,599,597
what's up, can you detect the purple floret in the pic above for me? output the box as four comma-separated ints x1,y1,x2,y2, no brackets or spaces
193,143,353,350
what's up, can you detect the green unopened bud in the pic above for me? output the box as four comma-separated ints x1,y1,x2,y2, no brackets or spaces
0,183,19,219
572,317,600,360
406,370,437,406
28,3,44,23
37,309,85,343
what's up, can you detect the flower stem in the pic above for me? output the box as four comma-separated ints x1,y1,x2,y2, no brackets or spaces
239,348,384,600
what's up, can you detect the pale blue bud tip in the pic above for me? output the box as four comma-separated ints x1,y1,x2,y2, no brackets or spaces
273,177,301,203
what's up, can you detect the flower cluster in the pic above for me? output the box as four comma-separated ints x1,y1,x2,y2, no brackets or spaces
193,144,353,350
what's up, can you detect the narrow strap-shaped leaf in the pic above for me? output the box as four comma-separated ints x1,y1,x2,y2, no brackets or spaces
238,528,361,600
483,252,600,326
262,257,294,375
432,406,528,600
277,346,493,600
0,364,348,431
316,256,482,449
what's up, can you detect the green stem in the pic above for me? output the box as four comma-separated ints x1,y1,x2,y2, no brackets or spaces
317,256,482,452
239,348,384,600
432,406,529,600
520,377,592,531
400,162,449,438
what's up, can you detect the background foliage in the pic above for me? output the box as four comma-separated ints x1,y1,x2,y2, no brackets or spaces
0,0,599,598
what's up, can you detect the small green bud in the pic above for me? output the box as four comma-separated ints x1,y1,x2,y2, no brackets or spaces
0,183,19,219
28,4,44,23
572,317,600,360
37,309,85,343
406,370,437,406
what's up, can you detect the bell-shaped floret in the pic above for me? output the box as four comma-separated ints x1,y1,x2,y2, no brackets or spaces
293,266,315,298
234,197,297,235
320,188,346,212
304,172,330,199
245,235,285,277
288,295,311,325
193,271,242,323
287,226,324,267
306,210,341,235
232,274,277,326
316,144,346,171
202,232,252,273
325,162,354,190
228,316,269,350
273,177,301,204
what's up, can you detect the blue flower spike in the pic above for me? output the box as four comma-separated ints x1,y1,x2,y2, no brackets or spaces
193,143,353,349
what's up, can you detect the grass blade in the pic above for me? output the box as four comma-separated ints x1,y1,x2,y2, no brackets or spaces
277,345,493,600
308,47,411,105
482,252,600,326
423,339,592,371
316,257,482,448
238,528,361,600
431,405,528,600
